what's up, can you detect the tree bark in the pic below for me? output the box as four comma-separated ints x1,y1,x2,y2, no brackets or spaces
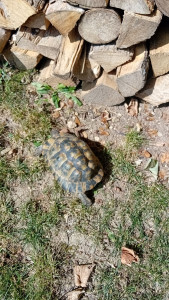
155,0,169,17
0,28,11,53
110,0,155,14
67,0,109,8
26,0,47,11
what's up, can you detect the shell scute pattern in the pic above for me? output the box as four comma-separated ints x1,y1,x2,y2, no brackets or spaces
42,133,104,196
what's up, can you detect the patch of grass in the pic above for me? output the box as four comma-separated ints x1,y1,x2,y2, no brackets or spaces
0,66,51,144
26,244,70,300
0,157,46,193
20,198,63,249
125,129,145,151
0,238,29,300
70,132,168,299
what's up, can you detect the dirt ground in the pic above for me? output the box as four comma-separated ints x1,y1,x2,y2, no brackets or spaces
0,68,169,299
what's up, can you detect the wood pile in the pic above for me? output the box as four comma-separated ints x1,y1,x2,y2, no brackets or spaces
1,0,169,106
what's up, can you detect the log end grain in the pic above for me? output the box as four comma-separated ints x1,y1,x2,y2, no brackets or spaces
78,9,121,44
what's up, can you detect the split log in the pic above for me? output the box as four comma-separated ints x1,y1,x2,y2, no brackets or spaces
136,74,169,106
155,0,169,17
26,0,47,11
3,45,42,70
23,13,50,30
116,9,162,48
46,0,84,35
78,9,121,44
82,71,125,106
110,0,155,14
150,21,169,77
37,26,62,60
0,0,36,30
0,28,11,53
67,0,109,8
14,26,62,60
14,27,45,53
38,59,78,88
53,28,84,79
73,44,101,82
117,43,149,97
89,43,134,73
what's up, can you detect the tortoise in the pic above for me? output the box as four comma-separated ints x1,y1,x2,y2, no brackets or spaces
38,131,104,206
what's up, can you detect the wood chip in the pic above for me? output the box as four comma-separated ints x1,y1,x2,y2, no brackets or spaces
121,247,139,266
74,264,95,287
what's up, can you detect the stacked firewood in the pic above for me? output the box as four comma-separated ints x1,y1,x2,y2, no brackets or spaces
1,0,169,106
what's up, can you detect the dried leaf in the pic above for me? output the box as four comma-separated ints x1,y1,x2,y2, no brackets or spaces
147,129,158,137
121,247,139,266
160,152,169,164
66,288,85,300
99,127,109,136
52,111,60,119
142,150,151,158
101,111,111,124
68,99,74,108
74,264,95,287
159,169,166,180
125,99,138,117
75,116,81,126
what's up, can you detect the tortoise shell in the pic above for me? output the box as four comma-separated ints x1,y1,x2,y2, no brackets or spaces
41,132,104,196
